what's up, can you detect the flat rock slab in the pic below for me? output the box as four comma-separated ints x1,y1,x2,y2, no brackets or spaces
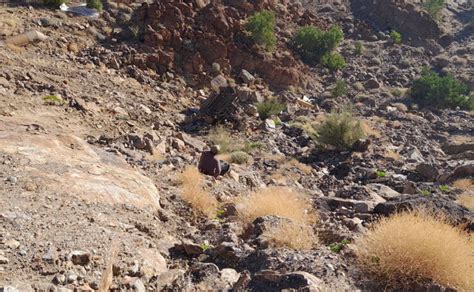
0,118,160,209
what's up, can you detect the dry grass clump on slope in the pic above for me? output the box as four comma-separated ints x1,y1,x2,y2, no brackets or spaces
236,187,317,225
262,221,318,250
355,208,473,290
457,193,474,211
179,167,218,218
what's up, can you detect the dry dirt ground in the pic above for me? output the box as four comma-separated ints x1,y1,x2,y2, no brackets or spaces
0,5,196,291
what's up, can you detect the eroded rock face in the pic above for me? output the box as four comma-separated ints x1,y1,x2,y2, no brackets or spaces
132,0,309,88
0,118,161,209
351,0,442,49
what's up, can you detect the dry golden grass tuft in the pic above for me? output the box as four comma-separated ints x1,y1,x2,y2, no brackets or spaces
262,221,318,250
236,187,317,225
457,194,474,211
384,149,401,161
361,119,381,138
453,178,473,190
282,159,313,175
179,167,218,218
355,209,473,290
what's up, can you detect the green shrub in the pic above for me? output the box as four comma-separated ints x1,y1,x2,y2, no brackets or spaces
86,0,103,11
332,80,348,97
390,30,402,44
376,170,386,178
256,100,286,120
410,69,473,110
43,95,64,105
321,52,346,72
439,185,449,193
354,41,364,55
246,10,277,52
230,151,251,164
422,0,445,18
317,110,366,151
329,239,350,253
293,25,344,65
43,0,67,6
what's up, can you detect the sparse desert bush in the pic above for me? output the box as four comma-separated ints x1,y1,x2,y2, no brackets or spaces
256,100,286,120
329,239,350,253
422,0,445,18
293,25,344,65
321,52,346,72
87,0,103,11
390,30,402,44
43,95,64,105
410,69,473,110
237,187,316,224
289,118,318,140
43,0,67,6
179,167,218,218
262,221,318,250
332,80,348,97
354,41,363,55
230,151,250,164
457,194,474,211
356,209,473,290
246,10,277,51
317,110,366,150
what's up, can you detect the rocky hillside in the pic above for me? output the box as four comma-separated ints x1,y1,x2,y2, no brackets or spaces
0,0,473,291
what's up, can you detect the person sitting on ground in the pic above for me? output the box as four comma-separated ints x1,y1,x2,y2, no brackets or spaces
198,145,230,177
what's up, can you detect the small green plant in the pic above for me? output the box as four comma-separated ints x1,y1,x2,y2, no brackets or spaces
390,30,402,44
332,80,348,97
421,190,431,197
216,209,225,218
321,52,346,72
200,243,212,251
256,100,286,120
230,151,250,164
410,69,473,110
422,0,445,18
329,239,350,253
244,141,263,153
86,0,103,11
246,10,277,51
43,95,64,105
439,185,449,193
354,41,363,55
376,170,386,178
391,88,403,97
293,25,344,65
43,0,68,6
317,110,366,151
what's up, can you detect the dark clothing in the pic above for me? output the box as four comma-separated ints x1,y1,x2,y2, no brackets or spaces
198,151,221,177
198,151,230,177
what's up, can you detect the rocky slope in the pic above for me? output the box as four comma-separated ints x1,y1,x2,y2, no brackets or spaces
0,0,473,291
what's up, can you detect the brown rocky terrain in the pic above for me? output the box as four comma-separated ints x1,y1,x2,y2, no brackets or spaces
0,0,473,291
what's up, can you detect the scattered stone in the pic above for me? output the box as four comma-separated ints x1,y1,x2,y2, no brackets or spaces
68,251,91,266
180,240,204,256
365,78,381,89
240,69,255,84
0,255,9,264
416,163,439,181
4,239,20,249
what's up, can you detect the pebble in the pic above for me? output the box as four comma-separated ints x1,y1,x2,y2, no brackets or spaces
0,255,9,264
